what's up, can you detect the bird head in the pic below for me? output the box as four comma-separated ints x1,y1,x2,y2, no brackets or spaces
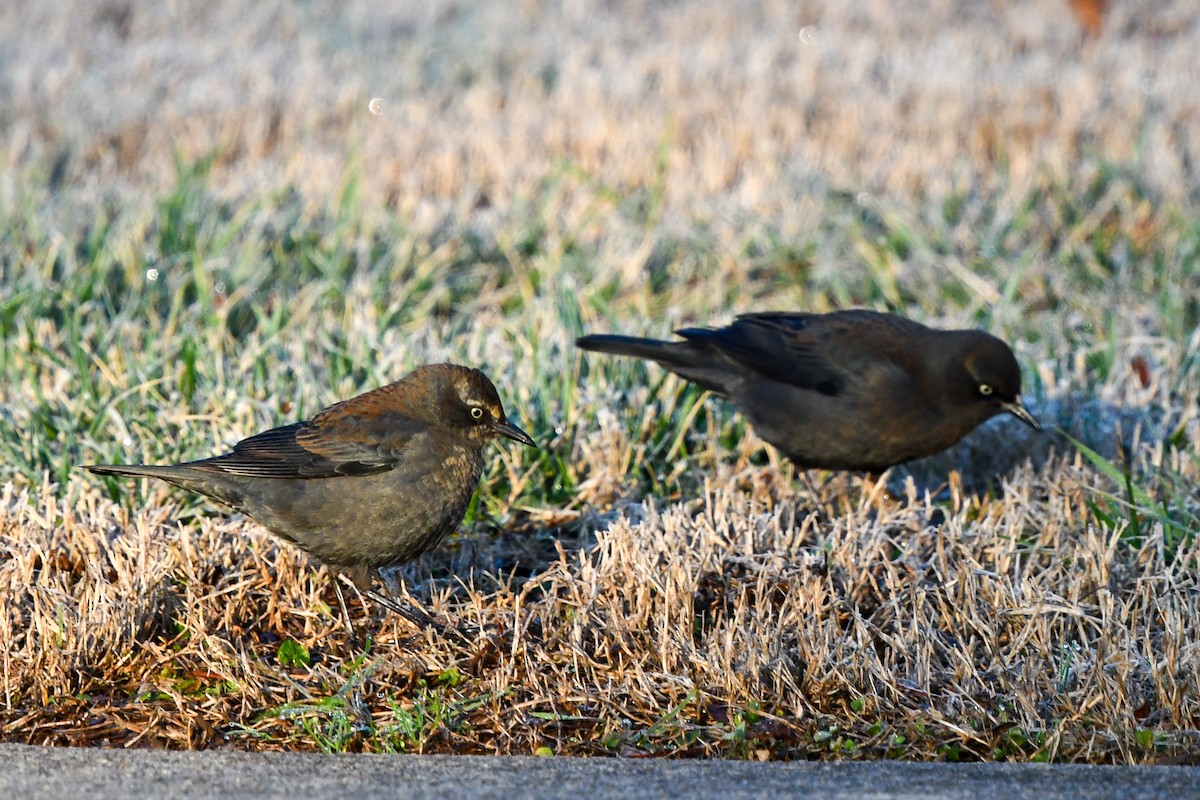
431,364,536,447
946,333,1040,430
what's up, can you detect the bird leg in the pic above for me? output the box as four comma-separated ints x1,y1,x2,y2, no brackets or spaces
797,470,823,503
333,571,368,649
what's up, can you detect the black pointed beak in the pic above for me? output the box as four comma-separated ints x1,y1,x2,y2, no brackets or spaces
1002,398,1041,431
493,418,536,448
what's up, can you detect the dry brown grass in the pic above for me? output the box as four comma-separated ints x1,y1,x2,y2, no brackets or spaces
3,445,1198,759
1,0,1199,762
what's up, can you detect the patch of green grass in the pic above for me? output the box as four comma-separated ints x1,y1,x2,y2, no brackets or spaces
1066,431,1200,560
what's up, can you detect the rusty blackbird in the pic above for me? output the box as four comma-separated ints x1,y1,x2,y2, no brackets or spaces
87,362,535,637
577,310,1039,472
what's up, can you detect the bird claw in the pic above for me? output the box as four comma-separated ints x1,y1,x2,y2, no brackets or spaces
365,589,474,646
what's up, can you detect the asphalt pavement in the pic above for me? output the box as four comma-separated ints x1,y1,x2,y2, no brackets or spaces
1,744,1197,799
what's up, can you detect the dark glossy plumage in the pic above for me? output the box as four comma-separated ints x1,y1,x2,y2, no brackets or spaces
578,310,1039,472
87,363,535,631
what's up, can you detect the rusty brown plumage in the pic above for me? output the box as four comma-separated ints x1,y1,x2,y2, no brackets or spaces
87,363,535,640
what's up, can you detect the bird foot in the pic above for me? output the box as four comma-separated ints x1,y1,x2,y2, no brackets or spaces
365,589,475,646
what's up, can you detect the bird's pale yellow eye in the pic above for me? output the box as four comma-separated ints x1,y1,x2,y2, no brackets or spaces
470,406,484,420
979,384,993,396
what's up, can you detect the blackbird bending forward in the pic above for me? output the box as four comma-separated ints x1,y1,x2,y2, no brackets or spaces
87,363,535,639
577,310,1039,473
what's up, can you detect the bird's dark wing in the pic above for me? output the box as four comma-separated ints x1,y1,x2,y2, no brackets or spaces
677,311,924,397
191,404,427,479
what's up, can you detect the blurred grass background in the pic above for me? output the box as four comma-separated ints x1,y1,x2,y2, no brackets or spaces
0,0,1198,760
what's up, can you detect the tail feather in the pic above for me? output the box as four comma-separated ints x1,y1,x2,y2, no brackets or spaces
85,463,216,491
576,333,732,394
576,334,681,363
86,463,186,480
86,462,246,510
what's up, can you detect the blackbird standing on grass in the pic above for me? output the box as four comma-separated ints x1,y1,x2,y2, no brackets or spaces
86,363,536,640
577,310,1040,472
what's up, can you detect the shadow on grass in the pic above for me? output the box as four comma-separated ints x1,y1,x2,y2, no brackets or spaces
894,394,1174,497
